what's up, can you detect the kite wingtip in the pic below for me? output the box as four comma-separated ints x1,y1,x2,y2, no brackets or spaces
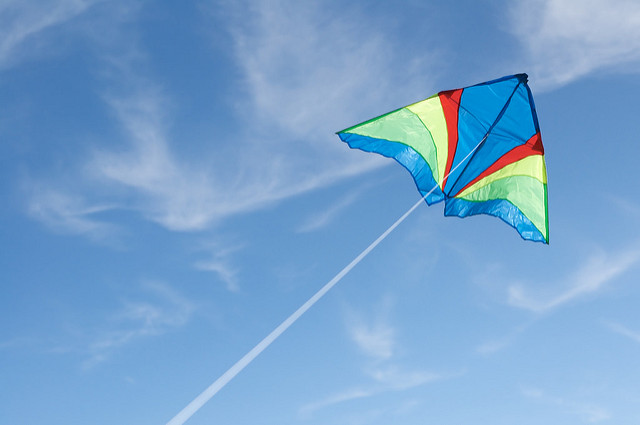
516,73,529,83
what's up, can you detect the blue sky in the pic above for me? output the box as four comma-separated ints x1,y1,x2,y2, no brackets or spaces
2,0,640,424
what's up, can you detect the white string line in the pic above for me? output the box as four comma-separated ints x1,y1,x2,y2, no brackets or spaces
166,137,486,425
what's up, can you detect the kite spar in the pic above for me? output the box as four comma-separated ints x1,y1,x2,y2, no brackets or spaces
166,73,548,424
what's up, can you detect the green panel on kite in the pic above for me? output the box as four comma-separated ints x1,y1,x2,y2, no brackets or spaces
455,175,547,239
342,107,441,185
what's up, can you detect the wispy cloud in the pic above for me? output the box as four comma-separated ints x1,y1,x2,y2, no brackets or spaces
507,247,640,312
0,0,98,68
475,339,509,356
194,243,242,292
365,365,443,391
27,186,119,243
604,321,640,344
521,385,611,423
300,387,381,417
90,82,365,231
0,336,38,351
606,194,640,218
475,322,531,355
225,0,436,139
301,301,452,416
348,314,395,361
91,87,225,231
509,0,640,89
300,367,444,417
25,0,440,236
83,280,195,368
297,191,361,233
90,81,381,231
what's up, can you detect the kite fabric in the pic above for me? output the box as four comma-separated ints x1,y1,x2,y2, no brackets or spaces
338,73,549,243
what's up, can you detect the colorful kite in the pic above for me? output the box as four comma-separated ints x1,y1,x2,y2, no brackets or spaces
338,73,548,243
168,75,549,425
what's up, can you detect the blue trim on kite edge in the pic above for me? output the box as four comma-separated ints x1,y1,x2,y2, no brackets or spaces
525,82,541,133
338,132,445,205
444,197,547,243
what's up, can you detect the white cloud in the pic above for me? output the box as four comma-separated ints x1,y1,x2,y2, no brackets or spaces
300,365,448,417
300,368,443,417
475,320,538,355
91,88,224,231
345,298,397,361
604,321,640,344
0,0,98,68
177,0,437,221
90,84,368,231
26,0,440,235
27,187,119,243
476,331,518,355
0,336,37,351
510,0,640,89
297,190,361,233
606,194,640,218
521,385,611,423
365,365,442,390
349,317,395,361
194,244,242,292
300,388,378,416
227,1,420,138
507,247,640,312
83,280,195,368
301,302,453,416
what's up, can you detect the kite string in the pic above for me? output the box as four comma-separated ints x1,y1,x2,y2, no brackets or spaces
167,136,487,425
165,190,432,425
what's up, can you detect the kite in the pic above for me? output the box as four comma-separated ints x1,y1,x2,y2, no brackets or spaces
166,74,549,425
338,73,548,243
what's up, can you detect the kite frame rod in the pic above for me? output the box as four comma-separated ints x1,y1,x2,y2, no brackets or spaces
166,131,487,425
446,80,523,196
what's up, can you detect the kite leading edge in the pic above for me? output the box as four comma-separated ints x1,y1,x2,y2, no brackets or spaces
338,73,549,244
